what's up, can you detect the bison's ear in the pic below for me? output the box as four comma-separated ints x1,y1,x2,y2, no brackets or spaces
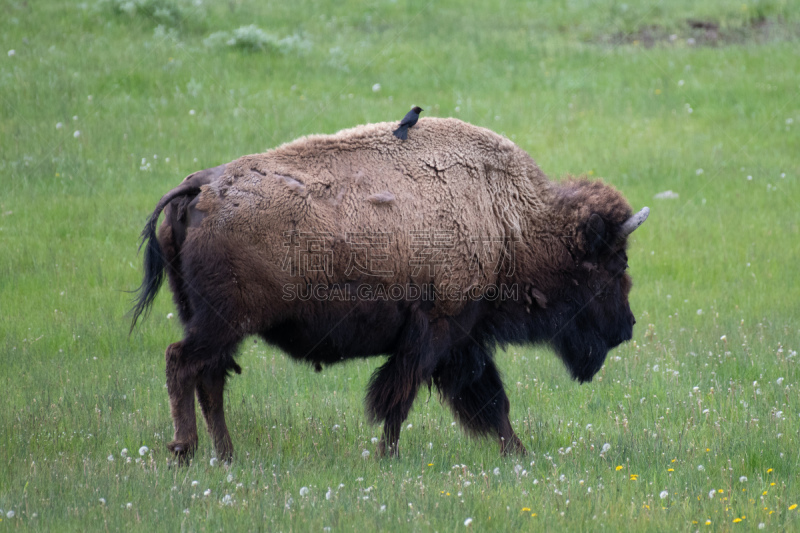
585,213,606,256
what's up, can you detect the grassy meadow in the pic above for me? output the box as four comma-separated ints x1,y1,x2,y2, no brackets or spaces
1,0,799,530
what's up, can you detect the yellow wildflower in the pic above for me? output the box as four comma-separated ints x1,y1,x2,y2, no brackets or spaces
616,465,624,471
790,504,798,511
733,518,742,523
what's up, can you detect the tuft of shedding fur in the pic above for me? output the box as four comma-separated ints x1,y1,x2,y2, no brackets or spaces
132,118,645,461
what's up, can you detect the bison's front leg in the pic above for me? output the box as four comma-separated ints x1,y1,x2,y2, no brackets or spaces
165,341,199,462
434,352,527,456
196,370,234,462
367,355,422,457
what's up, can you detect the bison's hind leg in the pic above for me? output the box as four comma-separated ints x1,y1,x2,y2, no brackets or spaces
165,340,199,462
165,331,242,464
196,358,242,463
434,347,526,456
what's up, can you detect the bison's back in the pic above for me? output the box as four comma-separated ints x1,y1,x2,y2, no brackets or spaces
190,118,549,317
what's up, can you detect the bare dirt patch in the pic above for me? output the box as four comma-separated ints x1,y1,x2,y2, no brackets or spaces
598,17,799,48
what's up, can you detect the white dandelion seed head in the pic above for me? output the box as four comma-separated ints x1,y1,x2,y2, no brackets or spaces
107,454,114,461
126,502,132,509
464,517,473,526
696,309,703,315
120,448,128,457
325,488,332,500
8,50,16,57
183,509,190,515
371,437,378,444
361,449,370,459
406,423,412,430
739,476,748,482
777,377,784,385
493,467,500,476
204,489,211,497
372,83,381,92
758,523,765,529
191,480,198,487
660,490,669,499
601,443,611,453
227,474,233,482
696,168,703,175
138,446,149,456
332,424,340,431
299,486,309,496
380,504,386,511
709,490,715,499
189,109,196,115
167,312,174,319
209,457,218,466
6,510,15,518
222,494,232,505
73,130,81,138
678,79,684,86
56,122,63,129
697,465,705,471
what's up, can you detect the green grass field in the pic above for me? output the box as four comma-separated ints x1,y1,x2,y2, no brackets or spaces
2,0,799,530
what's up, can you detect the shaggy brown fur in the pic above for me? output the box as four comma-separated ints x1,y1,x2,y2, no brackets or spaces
132,117,647,461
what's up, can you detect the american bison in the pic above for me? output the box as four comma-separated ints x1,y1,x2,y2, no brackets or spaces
131,118,648,461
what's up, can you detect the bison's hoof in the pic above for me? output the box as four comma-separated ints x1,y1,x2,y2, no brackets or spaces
500,437,527,456
167,440,197,464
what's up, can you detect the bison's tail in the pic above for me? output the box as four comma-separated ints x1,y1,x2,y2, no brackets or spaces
129,181,205,333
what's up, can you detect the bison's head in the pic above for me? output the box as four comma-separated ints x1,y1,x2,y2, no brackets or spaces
546,195,649,383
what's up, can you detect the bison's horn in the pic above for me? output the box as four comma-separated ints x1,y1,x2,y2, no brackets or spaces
619,207,649,238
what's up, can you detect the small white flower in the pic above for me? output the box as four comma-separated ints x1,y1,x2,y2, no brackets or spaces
204,489,211,497
372,83,381,92
720,335,726,341
99,498,106,505
464,517,473,526
126,502,132,509
739,476,747,483
6,510,15,518
660,490,669,499
183,509,190,515
107,454,114,461
8,50,15,57
299,486,309,496
191,480,198,487
601,443,611,453
189,109,196,115
73,130,81,138
210,457,218,466
166,312,174,319
708,490,715,499
493,467,500,476
138,446,149,456
361,449,370,459
332,424,340,431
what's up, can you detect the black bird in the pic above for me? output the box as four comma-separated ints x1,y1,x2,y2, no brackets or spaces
393,106,423,140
